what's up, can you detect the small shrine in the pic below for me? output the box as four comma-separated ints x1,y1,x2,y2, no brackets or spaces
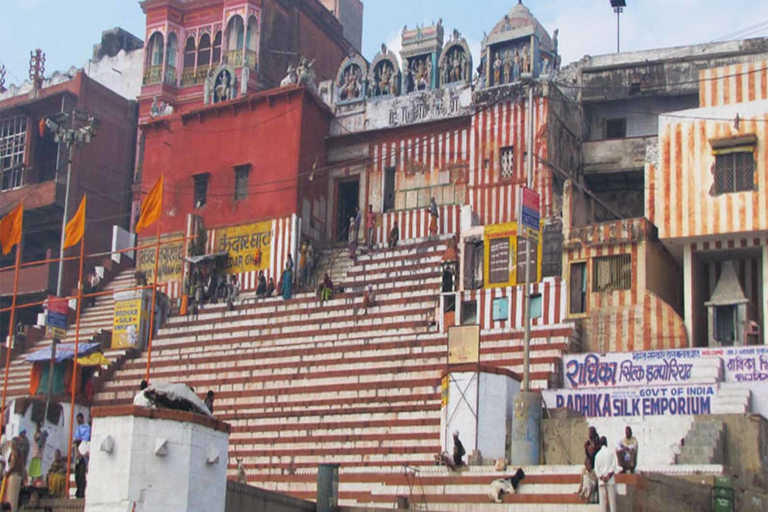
479,0,559,88
400,20,444,94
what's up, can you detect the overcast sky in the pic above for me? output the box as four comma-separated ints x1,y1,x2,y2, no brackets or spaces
3,0,768,88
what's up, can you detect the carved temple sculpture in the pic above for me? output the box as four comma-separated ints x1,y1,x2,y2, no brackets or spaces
204,63,238,105
368,44,401,98
439,30,473,88
336,52,367,103
150,96,175,118
281,56,318,92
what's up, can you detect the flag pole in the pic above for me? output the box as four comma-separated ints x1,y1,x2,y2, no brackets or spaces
65,238,85,498
0,243,22,425
144,221,161,383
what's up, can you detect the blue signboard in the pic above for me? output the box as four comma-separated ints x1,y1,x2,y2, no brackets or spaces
47,312,67,329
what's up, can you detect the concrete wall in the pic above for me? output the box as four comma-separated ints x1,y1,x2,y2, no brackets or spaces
85,48,145,101
645,240,683,315
225,481,314,512
87,409,230,512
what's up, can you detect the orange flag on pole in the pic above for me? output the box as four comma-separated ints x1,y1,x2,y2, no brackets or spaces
0,203,23,256
63,195,86,250
135,175,163,233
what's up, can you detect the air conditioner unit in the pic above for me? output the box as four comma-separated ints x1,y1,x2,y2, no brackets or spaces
746,320,760,336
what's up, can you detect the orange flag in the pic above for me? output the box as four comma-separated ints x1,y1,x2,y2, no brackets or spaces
0,203,23,256
63,195,86,250
135,175,163,233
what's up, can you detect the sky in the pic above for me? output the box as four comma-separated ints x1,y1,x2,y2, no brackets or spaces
2,0,768,88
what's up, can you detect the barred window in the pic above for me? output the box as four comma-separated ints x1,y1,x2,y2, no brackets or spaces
500,146,514,179
234,166,249,201
592,254,632,293
0,115,27,191
714,151,754,195
193,174,209,208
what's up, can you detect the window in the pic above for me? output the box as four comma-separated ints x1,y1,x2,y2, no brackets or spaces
183,37,196,70
193,174,209,208
0,115,27,191
234,166,249,201
529,294,543,319
383,167,396,211
605,118,626,139
461,301,478,325
212,32,223,64
500,145,514,179
197,34,212,68
492,297,509,322
569,262,587,315
592,254,632,293
148,32,164,67
713,151,755,195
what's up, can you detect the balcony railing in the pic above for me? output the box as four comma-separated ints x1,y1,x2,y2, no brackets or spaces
245,50,258,71
225,50,243,68
164,66,177,86
181,68,197,86
143,65,163,85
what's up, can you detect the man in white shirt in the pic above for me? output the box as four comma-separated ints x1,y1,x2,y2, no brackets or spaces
593,436,619,512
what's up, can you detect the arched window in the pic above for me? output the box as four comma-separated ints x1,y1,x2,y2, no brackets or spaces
166,33,178,68
145,32,165,84
148,32,164,67
165,33,178,84
197,33,211,68
245,16,259,69
212,31,222,64
246,16,258,51
183,36,196,70
226,15,245,51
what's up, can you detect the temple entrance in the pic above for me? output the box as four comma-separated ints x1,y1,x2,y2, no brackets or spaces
335,178,359,243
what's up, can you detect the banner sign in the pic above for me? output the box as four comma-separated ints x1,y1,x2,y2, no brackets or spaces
137,232,185,283
213,221,273,274
563,346,768,389
112,292,149,349
543,384,717,418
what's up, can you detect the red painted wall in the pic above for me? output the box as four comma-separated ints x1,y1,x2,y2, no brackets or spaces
139,87,330,236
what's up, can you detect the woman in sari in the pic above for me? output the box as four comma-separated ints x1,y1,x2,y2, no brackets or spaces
281,263,293,300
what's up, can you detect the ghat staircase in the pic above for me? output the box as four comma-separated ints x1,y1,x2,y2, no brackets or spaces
92,235,584,509
2,261,139,403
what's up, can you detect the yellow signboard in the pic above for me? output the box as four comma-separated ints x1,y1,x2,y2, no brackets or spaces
484,221,542,288
112,297,147,349
214,221,273,274
137,232,185,283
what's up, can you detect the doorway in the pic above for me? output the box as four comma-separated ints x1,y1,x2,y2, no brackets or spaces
335,179,359,243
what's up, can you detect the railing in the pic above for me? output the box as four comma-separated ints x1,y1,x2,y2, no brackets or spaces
181,68,197,86
225,49,243,68
245,50,258,71
143,65,163,85
164,66,177,86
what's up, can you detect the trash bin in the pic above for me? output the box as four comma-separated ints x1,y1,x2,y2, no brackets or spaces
317,463,340,512
712,475,734,512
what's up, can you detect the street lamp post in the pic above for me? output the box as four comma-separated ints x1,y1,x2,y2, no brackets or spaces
610,0,627,53
45,110,98,297
510,77,543,467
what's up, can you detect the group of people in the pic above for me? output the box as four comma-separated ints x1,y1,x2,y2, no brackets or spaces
578,425,638,511
348,198,440,260
433,431,527,504
0,417,87,511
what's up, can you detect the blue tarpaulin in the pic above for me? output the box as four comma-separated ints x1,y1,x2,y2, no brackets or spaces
25,342,101,364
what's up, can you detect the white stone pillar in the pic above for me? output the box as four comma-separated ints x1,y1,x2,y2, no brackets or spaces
683,243,695,347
